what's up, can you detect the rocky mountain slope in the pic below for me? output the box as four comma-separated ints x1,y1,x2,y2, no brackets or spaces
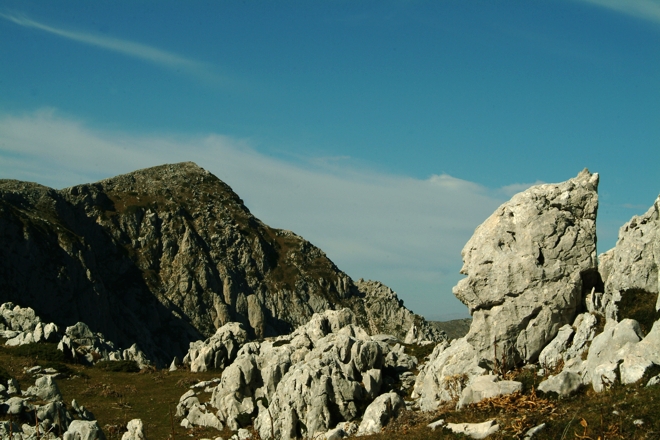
0,162,441,365
3,167,660,439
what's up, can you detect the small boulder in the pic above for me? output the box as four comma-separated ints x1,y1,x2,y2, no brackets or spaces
63,420,106,440
457,375,523,409
121,419,146,440
445,420,500,439
538,371,582,397
356,392,404,436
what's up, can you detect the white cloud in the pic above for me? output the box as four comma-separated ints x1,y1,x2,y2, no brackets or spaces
0,109,512,320
575,0,660,24
0,12,223,83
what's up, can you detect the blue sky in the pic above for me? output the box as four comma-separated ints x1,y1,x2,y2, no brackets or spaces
1,0,659,320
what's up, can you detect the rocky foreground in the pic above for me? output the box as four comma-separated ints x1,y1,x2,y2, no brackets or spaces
2,166,660,439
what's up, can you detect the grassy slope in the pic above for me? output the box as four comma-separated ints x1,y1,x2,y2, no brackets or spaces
2,341,660,439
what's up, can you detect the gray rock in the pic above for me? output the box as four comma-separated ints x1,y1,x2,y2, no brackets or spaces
538,371,582,397
36,400,71,432
592,361,619,392
356,392,404,436
538,324,574,370
122,344,151,369
2,396,32,416
121,419,146,440
186,322,248,373
457,375,523,409
445,419,500,439
355,280,446,342
26,375,62,402
454,170,599,368
7,378,20,395
0,421,22,439
186,405,224,430
598,195,660,320
412,338,486,411
63,420,106,440
582,319,643,384
71,399,95,421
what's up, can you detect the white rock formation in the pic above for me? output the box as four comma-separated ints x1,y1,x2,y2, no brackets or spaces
445,419,500,439
121,419,146,440
412,338,486,411
598,195,660,320
457,375,522,409
184,322,248,372
454,169,599,368
356,392,404,436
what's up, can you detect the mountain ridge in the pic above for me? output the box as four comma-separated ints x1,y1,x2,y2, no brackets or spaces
0,162,442,365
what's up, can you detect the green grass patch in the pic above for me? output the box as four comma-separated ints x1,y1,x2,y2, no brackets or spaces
0,364,12,384
2,342,71,363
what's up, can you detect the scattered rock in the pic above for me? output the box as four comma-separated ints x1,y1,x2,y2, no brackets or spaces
538,371,582,397
356,392,404,436
26,375,63,402
457,375,523,409
63,420,106,440
184,322,248,373
445,419,500,439
121,419,146,440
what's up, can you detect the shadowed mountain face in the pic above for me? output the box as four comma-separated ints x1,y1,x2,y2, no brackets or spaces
0,162,439,364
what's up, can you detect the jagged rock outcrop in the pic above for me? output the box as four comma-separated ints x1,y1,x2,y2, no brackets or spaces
413,170,600,411
595,195,660,322
0,366,106,439
176,309,418,439
534,195,660,395
351,280,444,343
1,302,152,368
455,169,599,368
183,322,248,372
0,162,443,365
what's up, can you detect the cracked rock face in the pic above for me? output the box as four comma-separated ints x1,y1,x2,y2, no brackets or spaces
454,169,599,368
597,195,660,320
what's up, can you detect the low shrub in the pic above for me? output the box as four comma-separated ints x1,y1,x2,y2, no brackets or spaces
7,342,70,363
95,360,140,373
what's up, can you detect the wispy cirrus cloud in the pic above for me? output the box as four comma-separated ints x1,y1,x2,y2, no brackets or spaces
0,12,224,84
575,0,660,24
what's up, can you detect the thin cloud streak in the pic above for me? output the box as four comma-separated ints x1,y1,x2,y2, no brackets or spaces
576,0,660,24
0,12,221,83
0,109,510,319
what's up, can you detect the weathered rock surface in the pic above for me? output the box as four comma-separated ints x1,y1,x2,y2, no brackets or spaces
454,169,599,368
457,375,523,409
537,371,582,397
184,322,248,372
176,309,416,439
121,419,146,440
445,419,500,439
0,163,442,364
597,195,660,322
356,392,404,436
63,420,106,440
412,337,486,411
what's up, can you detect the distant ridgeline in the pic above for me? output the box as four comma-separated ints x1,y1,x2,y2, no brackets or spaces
0,162,442,365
